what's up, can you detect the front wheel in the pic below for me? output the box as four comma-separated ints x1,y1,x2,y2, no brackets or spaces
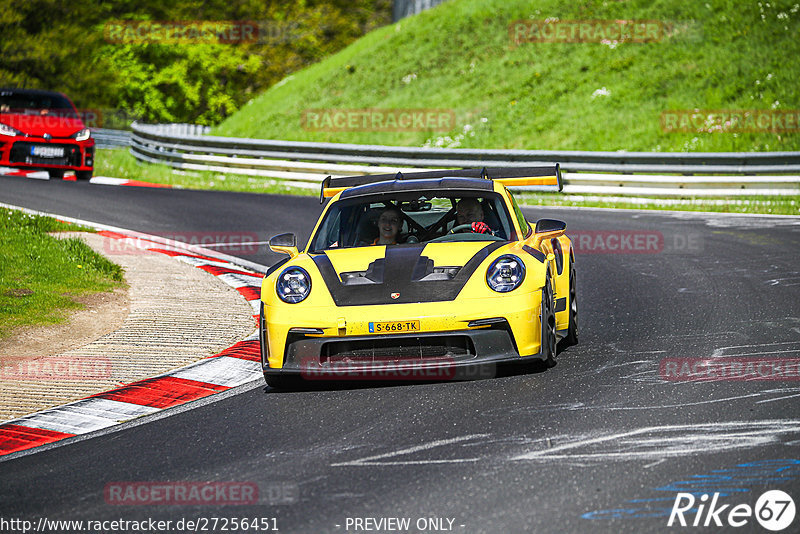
561,265,579,348
48,170,64,179
264,374,296,390
541,275,557,368
74,170,93,180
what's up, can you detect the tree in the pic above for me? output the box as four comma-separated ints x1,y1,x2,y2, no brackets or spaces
0,0,391,125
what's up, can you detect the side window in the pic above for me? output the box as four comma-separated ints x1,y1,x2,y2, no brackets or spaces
507,190,530,237
326,211,341,245
311,209,341,250
482,197,511,240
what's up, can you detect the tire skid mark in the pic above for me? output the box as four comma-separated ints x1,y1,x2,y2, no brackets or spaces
330,422,800,467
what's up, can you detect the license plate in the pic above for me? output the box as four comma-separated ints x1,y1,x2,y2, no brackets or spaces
368,320,420,333
31,145,64,158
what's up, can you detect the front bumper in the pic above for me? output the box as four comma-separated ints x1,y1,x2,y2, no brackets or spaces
264,328,538,380
260,289,547,381
0,138,94,171
262,290,544,368
261,327,545,381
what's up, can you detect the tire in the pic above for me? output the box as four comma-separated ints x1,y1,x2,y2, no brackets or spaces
541,273,557,368
561,265,579,348
264,374,294,390
48,170,64,179
74,170,93,180
260,303,299,390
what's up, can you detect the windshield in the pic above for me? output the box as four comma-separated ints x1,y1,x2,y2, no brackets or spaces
309,191,516,252
0,90,77,117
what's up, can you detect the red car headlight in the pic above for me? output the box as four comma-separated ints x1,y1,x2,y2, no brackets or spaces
72,128,91,141
0,122,22,137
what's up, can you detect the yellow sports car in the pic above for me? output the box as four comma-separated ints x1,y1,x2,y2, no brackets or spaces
259,166,577,388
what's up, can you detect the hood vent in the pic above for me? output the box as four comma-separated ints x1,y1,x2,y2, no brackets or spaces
339,256,461,286
313,241,505,306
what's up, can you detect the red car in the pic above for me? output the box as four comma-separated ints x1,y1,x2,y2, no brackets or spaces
0,88,94,180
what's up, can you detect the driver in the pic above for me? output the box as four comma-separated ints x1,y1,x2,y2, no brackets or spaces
455,198,492,234
373,206,402,245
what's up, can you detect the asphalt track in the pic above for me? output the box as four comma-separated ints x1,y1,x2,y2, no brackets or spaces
1,175,800,533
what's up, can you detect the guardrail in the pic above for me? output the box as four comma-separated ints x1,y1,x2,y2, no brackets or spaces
128,122,800,196
92,128,132,149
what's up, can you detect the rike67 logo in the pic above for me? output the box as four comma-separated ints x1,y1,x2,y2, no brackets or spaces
668,490,795,531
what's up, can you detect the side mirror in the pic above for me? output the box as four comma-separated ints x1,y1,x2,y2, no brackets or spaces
535,219,567,234
532,219,566,248
269,233,299,257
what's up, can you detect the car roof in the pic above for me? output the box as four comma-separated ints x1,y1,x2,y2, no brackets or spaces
339,177,494,200
321,166,562,203
0,88,68,98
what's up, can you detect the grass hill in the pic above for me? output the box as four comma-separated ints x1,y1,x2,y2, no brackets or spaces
214,0,800,152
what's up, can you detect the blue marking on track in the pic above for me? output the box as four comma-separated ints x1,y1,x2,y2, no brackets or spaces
583,459,800,520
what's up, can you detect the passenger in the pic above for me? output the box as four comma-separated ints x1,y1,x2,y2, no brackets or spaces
455,198,492,234
373,206,402,245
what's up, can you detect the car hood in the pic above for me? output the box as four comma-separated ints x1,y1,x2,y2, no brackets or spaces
309,241,508,306
0,112,85,138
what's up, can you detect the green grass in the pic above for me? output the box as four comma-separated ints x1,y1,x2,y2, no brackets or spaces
96,148,175,183
214,0,800,152
0,209,125,339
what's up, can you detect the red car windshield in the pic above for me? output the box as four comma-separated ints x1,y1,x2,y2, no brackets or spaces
0,91,77,118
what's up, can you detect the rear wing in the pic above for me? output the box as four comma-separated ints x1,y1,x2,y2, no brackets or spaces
319,165,562,202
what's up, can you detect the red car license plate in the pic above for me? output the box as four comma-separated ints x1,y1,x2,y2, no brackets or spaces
31,145,64,158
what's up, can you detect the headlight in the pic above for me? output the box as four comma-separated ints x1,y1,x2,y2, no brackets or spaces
486,255,525,293
73,128,91,141
0,122,22,137
276,266,311,303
